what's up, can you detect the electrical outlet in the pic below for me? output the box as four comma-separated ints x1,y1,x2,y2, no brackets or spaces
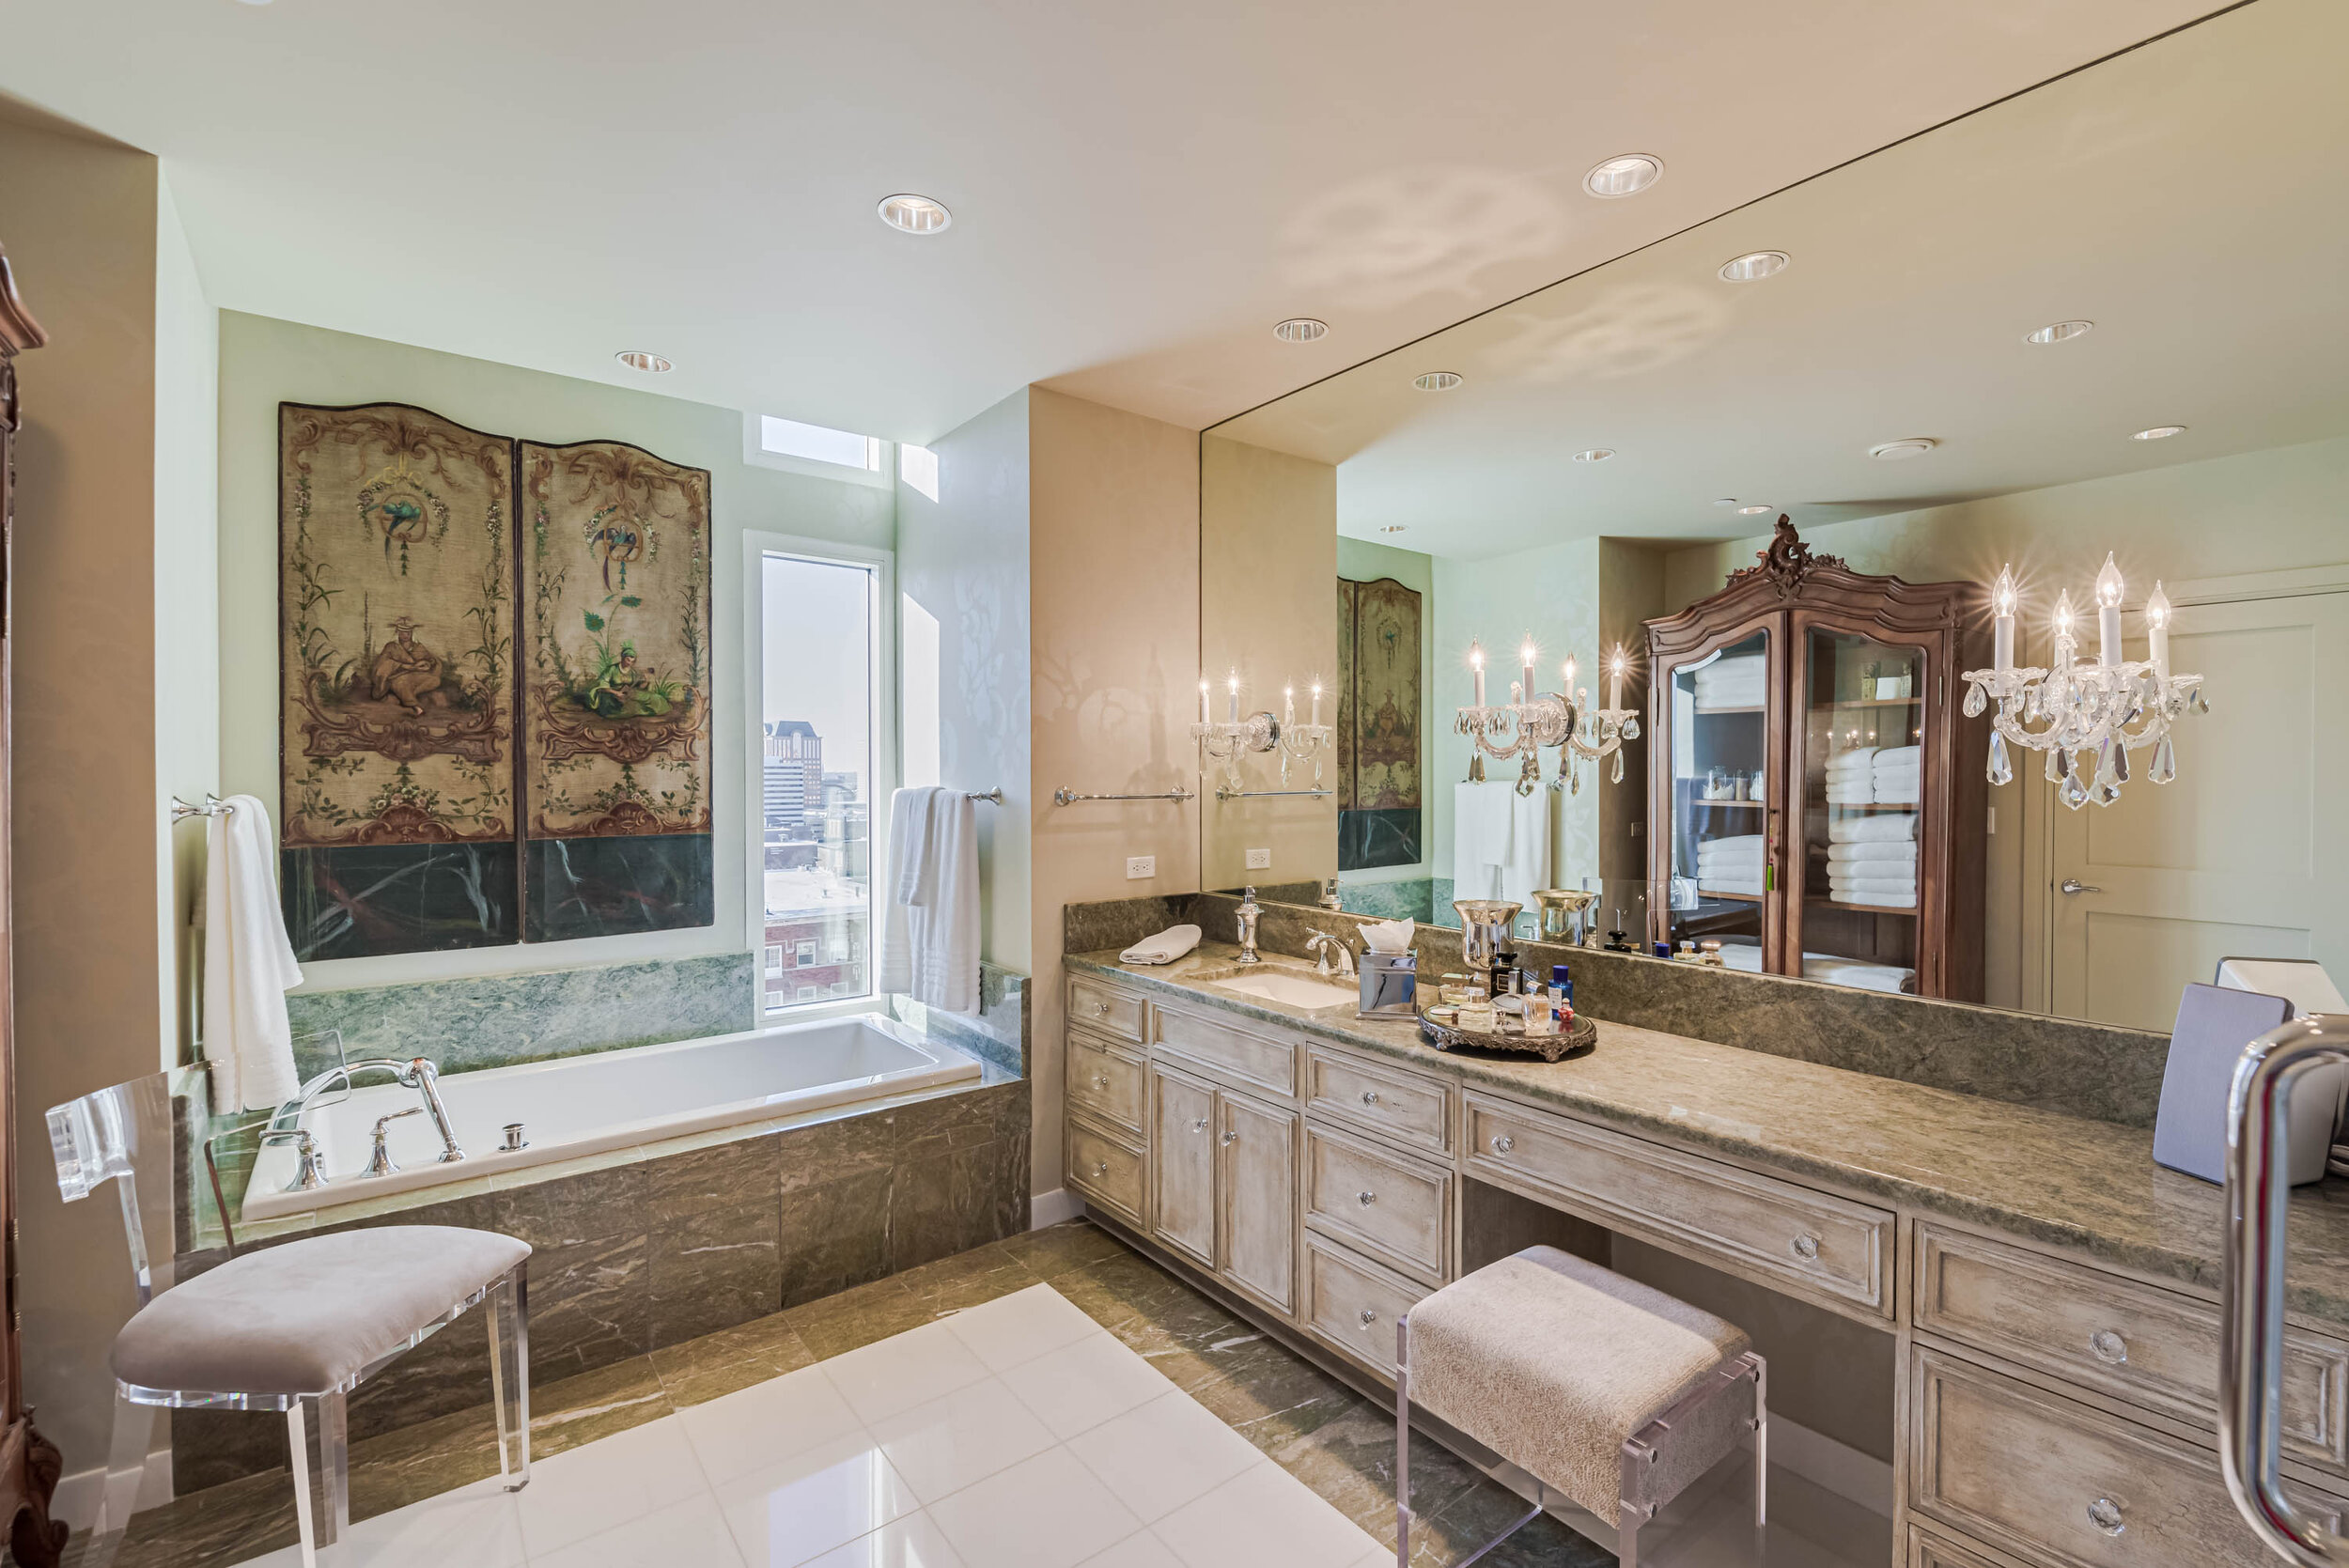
1126,855,1156,880
1246,847,1271,870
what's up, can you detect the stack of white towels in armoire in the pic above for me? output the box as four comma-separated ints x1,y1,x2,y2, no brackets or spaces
1823,744,1921,804
1693,834,1766,897
1691,655,1766,711
1827,809,1918,908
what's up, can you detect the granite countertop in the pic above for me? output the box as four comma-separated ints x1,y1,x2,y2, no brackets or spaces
1070,942,2349,1330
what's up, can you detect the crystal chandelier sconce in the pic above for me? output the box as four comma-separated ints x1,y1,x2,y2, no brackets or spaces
1959,555,2205,811
1194,672,1332,798
1455,639,1641,795
1272,681,1334,789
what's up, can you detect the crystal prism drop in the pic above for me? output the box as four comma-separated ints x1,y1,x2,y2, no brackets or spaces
2112,743,2130,784
2150,736,2176,784
1987,732,2013,786
2045,747,2064,783
2091,778,2121,807
1963,683,1986,718
2060,770,2090,810
1611,748,1625,784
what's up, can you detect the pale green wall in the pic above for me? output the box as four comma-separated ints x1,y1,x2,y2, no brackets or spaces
216,311,895,991
1337,535,1435,883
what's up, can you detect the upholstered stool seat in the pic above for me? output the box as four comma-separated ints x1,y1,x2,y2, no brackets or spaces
1396,1245,1765,1568
113,1226,531,1396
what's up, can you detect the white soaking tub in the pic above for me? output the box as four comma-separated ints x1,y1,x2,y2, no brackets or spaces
240,1012,982,1222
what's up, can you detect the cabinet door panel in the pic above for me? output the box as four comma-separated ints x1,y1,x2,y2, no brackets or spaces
1217,1091,1298,1316
1151,1065,1216,1267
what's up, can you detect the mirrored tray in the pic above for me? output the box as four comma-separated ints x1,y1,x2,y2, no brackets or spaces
1416,1006,1596,1064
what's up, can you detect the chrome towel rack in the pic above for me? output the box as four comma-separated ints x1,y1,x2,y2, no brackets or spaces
1052,786,1197,806
963,788,1004,804
171,794,235,822
1214,784,1333,801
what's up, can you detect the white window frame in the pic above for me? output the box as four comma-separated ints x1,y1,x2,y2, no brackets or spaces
764,943,785,975
741,529,895,1021
741,411,894,490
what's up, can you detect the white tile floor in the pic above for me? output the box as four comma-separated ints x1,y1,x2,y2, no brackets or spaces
240,1284,1392,1568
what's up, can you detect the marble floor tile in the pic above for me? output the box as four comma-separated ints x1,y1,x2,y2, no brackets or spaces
821,1319,991,1425
524,1356,673,1458
894,1243,1038,1313
712,1431,922,1568
797,1510,972,1568
1183,1343,1361,1457
867,1374,1058,1504
925,1448,1142,1568
232,1477,527,1568
677,1361,863,1485
1152,1460,1381,1568
997,1328,1172,1439
528,1490,746,1568
508,1415,708,1558
940,1281,1101,1373
1066,1389,1264,1523
995,1218,1130,1280
1073,1532,1186,1568
785,1275,936,1358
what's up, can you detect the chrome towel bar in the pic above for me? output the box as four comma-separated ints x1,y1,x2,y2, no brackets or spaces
1052,786,1197,806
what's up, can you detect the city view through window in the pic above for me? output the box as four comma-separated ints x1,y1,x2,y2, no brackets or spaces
760,553,876,1012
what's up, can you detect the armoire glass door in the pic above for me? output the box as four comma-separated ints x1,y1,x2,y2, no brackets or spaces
1662,629,1773,970
1792,626,1927,994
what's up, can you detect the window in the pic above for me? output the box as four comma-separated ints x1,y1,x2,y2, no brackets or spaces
747,413,888,484
759,545,882,1015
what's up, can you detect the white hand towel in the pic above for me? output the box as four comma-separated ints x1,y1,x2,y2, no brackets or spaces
1829,813,1918,844
1501,787,1551,908
203,795,304,1114
1452,781,1513,899
880,787,981,1014
878,786,939,997
1121,924,1201,965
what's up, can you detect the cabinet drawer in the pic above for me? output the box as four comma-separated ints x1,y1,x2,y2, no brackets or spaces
1304,1046,1453,1157
1155,1005,1299,1099
1911,1347,2337,1568
1068,976,1145,1044
1464,1092,1890,1314
1906,1524,2030,1568
1917,1223,2349,1465
1303,1121,1450,1285
1067,1031,1146,1134
1302,1234,1429,1378
1066,1116,1145,1229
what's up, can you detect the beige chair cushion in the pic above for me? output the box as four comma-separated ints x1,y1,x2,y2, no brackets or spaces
112,1226,530,1397
1407,1245,1751,1517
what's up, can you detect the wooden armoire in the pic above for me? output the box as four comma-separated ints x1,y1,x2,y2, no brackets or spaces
1644,517,1988,1001
0,242,67,1564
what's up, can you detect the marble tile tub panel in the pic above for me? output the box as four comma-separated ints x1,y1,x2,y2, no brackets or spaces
891,962,1029,1075
176,1076,1032,1494
1164,892,2170,1126
283,951,758,1081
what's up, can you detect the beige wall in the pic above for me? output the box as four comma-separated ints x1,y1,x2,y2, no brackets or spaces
1660,435,2349,1008
1029,387,1200,1195
1335,536,1435,884
896,389,1034,977
1,109,173,1476
215,311,894,989
1200,435,1337,892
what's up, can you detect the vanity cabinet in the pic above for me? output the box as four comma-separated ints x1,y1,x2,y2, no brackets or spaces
1644,516,1987,1001
1218,1091,1299,1315
1149,1063,1217,1268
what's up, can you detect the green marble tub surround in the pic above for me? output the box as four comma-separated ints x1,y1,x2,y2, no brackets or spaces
282,950,759,1081
890,961,1028,1074
1174,889,2170,1127
1066,941,2349,1333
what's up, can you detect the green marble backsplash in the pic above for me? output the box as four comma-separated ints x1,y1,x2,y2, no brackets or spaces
284,952,759,1080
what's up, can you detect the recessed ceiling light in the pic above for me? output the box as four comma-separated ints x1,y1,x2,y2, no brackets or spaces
1583,154,1664,198
1868,438,1938,460
877,194,952,235
1736,504,1775,515
2024,319,2093,345
1572,448,1616,462
1413,371,1464,392
1719,251,1789,283
1377,525,1408,534
1272,318,1329,344
614,350,673,373
2133,425,2187,441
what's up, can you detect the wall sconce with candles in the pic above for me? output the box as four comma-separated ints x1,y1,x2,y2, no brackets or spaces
1193,673,1334,800
1455,637,1641,795
1960,554,2205,809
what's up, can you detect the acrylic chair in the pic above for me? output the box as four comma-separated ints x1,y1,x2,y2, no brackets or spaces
47,1062,533,1568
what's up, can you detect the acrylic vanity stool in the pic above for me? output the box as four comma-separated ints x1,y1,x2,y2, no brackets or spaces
1394,1245,1766,1568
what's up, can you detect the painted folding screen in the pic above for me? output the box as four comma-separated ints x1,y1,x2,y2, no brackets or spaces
1337,575,1423,871
278,404,519,957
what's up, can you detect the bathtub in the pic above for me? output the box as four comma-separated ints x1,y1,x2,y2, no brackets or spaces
241,1012,983,1222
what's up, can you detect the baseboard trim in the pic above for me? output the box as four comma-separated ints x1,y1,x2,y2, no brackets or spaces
1745,1411,1894,1514
1028,1188,1082,1229
53,1447,176,1533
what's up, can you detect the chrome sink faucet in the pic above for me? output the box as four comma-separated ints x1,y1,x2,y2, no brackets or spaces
1235,887,1264,966
1305,929,1357,979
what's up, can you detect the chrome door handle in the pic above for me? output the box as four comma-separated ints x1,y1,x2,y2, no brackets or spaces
2061,878,2102,895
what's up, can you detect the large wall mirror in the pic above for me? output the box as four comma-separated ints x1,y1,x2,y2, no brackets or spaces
1195,0,2349,1032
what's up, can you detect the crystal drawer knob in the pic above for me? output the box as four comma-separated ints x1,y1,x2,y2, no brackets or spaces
2086,1498,2124,1536
1092,1161,1108,1178
1357,1190,1377,1206
1789,1234,1820,1263
1093,1001,1112,1015
1359,1308,1377,1327
1093,1073,1111,1089
1221,1130,1239,1145
1490,1135,1514,1155
1361,1091,1381,1106
1191,1117,1209,1133
2089,1329,2128,1365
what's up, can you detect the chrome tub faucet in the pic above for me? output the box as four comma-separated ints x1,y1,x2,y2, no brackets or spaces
273,1055,466,1178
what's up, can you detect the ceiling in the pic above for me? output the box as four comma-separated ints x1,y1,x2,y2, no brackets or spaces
0,0,2234,443
1211,0,2349,558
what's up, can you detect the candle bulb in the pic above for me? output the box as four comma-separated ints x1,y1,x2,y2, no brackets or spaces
1310,681,1321,727
1198,679,1208,727
1608,643,1627,712
2145,580,2172,681
1563,655,1577,697
1991,564,2017,675
1470,641,1486,708
1283,686,1295,727
1520,640,1537,709
2053,589,2077,673
2094,552,2124,667
1227,672,1239,724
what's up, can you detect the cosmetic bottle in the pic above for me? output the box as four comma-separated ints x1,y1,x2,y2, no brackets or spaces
1522,994,1558,1036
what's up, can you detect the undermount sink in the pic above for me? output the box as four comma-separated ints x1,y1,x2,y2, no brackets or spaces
1204,966,1359,1010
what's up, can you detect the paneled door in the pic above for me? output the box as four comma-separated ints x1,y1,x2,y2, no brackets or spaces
1149,1064,1216,1268
1216,1091,1298,1316
2049,591,2349,1029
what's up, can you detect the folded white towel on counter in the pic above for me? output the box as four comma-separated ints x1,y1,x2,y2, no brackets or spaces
1829,812,1917,844
1719,942,1766,971
1827,840,1918,865
1872,745,1921,771
1805,957,1916,994
1121,924,1201,965
203,794,305,1114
